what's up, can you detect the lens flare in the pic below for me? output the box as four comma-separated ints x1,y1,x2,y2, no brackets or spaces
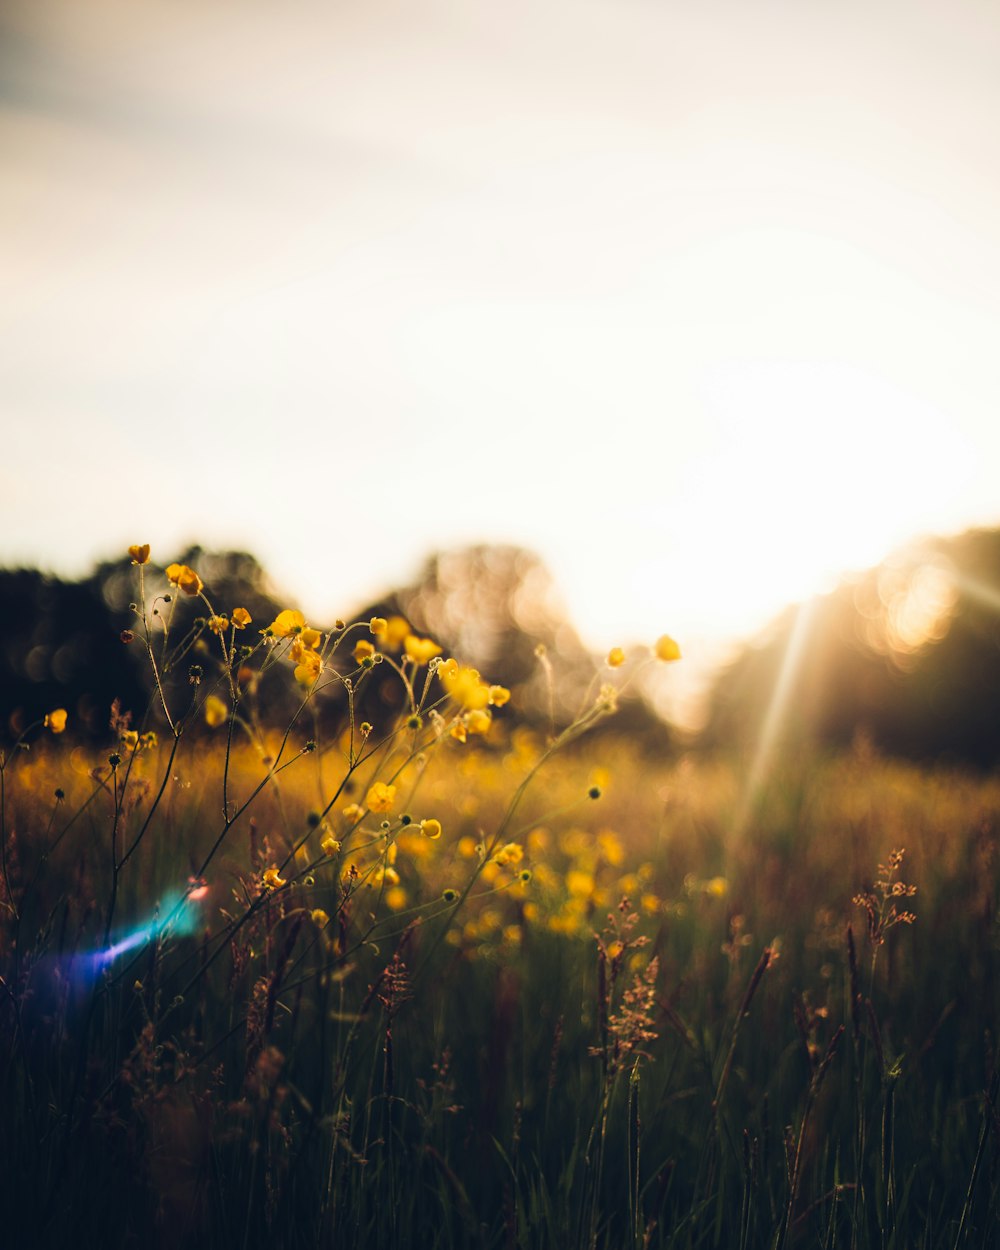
75,880,209,979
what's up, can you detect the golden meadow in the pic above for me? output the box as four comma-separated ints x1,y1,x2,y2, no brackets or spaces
2,549,999,1248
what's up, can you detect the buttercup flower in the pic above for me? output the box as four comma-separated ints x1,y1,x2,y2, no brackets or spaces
165,563,203,596
404,635,442,665
441,664,490,710
128,544,150,565
231,607,252,629
493,842,524,867
204,694,228,728
385,885,408,911
465,709,492,736
380,616,411,650
268,609,305,638
292,643,323,686
262,866,287,890
488,685,511,707
420,818,442,840
365,782,397,813
353,639,375,663
44,708,68,734
606,647,626,668
207,614,229,635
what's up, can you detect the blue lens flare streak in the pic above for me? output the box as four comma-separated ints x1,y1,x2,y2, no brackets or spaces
76,880,209,979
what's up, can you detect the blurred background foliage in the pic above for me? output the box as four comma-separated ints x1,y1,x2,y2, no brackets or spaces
702,527,1000,767
5,528,1000,766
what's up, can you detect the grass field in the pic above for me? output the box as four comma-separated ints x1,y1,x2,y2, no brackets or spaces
3,555,999,1248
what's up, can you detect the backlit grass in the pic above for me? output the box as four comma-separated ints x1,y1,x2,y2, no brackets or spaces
2,551,999,1248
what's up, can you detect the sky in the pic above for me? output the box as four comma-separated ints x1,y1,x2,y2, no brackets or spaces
3,0,1000,708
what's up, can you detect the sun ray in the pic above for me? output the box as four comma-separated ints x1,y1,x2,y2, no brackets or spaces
733,598,817,837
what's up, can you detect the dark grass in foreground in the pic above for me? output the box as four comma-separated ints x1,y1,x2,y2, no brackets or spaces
5,741,1000,1249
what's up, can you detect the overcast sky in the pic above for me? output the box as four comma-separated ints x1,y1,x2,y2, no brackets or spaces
3,0,1000,705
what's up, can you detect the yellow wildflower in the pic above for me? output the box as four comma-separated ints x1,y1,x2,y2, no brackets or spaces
606,647,626,668
320,833,341,857
465,708,492,736
353,639,375,663
449,720,467,743
488,685,511,707
204,694,227,728
262,866,287,890
342,803,364,823
44,708,68,734
207,614,229,635
441,664,490,710
299,626,322,649
365,782,396,813
598,830,625,867
654,634,681,662
290,639,323,686
231,607,252,629
128,543,150,565
369,616,387,636
566,869,595,898
268,608,305,638
420,818,442,840
493,841,524,867
165,563,203,596
382,616,411,649
294,657,322,687
311,909,330,927
404,635,443,665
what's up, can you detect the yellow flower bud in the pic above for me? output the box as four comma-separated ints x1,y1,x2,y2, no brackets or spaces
654,634,681,662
